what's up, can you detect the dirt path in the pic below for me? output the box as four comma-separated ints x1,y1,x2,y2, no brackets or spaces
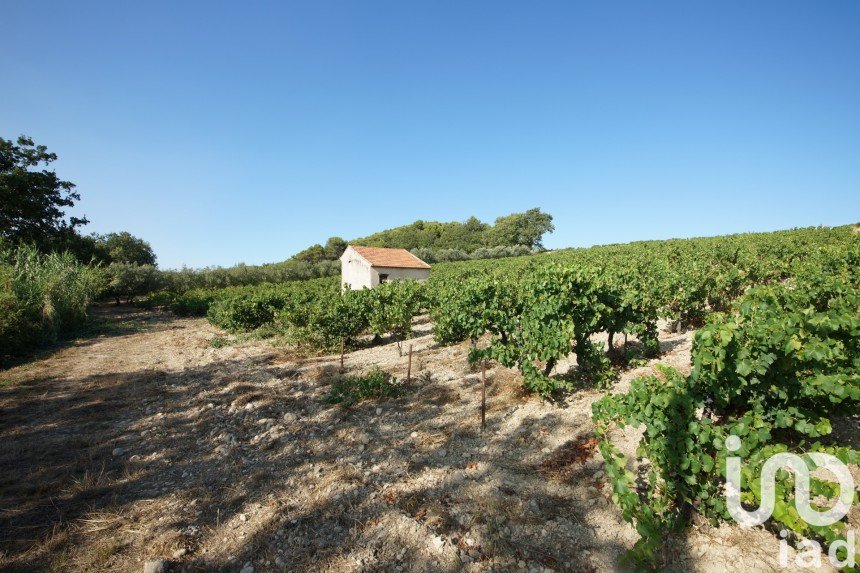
0,306,832,572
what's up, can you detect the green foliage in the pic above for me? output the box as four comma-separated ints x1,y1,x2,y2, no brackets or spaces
484,208,555,250
305,288,371,348
167,277,337,318
486,266,617,395
0,244,104,363
151,210,551,296
0,135,88,252
103,263,161,304
195,276,428,354
324,368,398,407
93,232,157,266
169,288,219,316
353,209,553,252
364,279,426,341
410,244,533,264
156,259,340,293
431,277,502,346
207,291,290,333
432,264,654,396
592,268,860,567
292,236,348,263
183,274,430,355
135,290,175,309
429,224,857,331
354,217,489,252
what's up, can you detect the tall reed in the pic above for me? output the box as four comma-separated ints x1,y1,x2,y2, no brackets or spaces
0,244,105,362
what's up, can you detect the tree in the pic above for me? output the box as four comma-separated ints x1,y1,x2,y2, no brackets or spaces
486,208,554,249
323,236,347,259
95,232,157,266
104,263,161,305
0,135,88,250
292,244,328,263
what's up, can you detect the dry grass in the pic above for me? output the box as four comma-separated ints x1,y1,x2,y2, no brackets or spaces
485,367,531,412
2,302,805,573
307,363,341,386
230,391,268,408
77,511,127,534
61,465,112,497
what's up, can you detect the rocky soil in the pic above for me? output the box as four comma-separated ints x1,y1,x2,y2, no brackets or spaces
0,305,846,572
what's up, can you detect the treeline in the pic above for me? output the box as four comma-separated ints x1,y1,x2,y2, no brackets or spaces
142,209,554,294
1,136,157,268
351,208,554,252
291,208,554,264
146,244,537,296
1,135,166,358
1,135,556,317
147,244,536,295
409,244,533,263
147,259,340,295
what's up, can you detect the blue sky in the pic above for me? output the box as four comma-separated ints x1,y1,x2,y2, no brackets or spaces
2,1,858,269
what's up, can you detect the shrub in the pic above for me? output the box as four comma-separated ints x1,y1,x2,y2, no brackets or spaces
306,288,371,349
592,275,860,566
135,290,175,309
170,288,219,316
0,245,104,362
324,368,398,407
103,262,161,304
365,279,426,342
206,292,287,333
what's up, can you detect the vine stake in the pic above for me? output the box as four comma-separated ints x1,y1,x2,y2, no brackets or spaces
481,360,487,431
407,344,413,383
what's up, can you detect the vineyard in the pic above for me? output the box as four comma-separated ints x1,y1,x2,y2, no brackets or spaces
4,1,859,567
3,225,857,572
141,224,860,567
158,225,854,362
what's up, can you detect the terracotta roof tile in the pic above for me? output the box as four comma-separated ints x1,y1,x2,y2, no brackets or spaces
349,246,431,269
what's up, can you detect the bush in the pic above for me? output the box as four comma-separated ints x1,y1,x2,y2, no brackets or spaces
444,265,629,396
592,274,860,566
103,262,161,304
365,279,426,343
0,245,104,363
170,288,219,316
324,368,398,407
306,288,371,349
134,290,175,309
206,292,287,333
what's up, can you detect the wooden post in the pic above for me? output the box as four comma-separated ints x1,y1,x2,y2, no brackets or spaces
481,360,486,431
340,338,345,374
407,344,413,383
